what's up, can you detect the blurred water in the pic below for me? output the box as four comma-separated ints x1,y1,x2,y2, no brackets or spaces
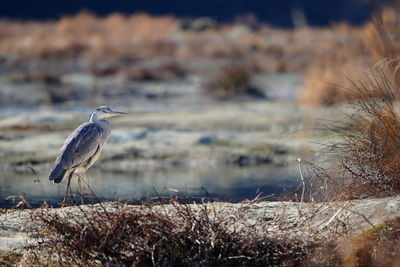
0,164,299,208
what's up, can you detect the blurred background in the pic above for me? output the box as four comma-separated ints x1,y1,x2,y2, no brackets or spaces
0,0,397,207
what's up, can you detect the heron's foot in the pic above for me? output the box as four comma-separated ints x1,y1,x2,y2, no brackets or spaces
59,201,71,207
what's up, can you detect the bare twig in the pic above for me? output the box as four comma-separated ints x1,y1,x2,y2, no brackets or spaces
297,158,306,203
319,201,350,230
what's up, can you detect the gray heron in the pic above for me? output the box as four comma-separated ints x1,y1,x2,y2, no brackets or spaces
49,106,127,204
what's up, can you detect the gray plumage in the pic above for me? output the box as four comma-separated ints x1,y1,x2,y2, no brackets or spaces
49,122,110,183
48,106,127,203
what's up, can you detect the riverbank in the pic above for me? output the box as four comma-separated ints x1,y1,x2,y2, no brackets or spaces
1,196,399,264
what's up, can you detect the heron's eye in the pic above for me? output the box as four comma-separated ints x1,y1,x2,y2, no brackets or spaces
103,110,108,113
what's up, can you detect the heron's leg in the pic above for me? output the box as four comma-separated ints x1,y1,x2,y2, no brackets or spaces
63,171,74,203
77,175,84,205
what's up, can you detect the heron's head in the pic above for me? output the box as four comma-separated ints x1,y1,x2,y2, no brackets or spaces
90,106,128,121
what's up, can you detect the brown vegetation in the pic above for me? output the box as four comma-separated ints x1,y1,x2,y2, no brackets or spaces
25,197,400,266
305,217,400,266
0,12,177,61
341,217,400,266
124,61,186,81
299,26,370,107
2,10,399,105
0,251,22,266
0,11,363,75
314,58,400,200
203,66,264,99
4,10,395,104
362,8,400,61
296,11,400,201
300,9,400,107
299,54,365,106
28,202,313,266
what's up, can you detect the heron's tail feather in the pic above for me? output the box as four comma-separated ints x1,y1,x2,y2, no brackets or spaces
49,163,67,184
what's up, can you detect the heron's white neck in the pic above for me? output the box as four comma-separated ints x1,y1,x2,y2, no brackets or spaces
90,114,110,130
90,113,99,122
90,112,109,122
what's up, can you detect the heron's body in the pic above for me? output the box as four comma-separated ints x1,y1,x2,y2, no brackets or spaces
48,106,127,203
49,120,111,183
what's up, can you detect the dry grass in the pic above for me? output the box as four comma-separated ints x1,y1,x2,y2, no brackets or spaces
298,10,400,200
0,12,178,61
21,198,400,266
27,201,313,266
300,8,400,107
319,58,400,200
299,54,366,107
299,24,371,107
362,8,400,60
0,11,366,75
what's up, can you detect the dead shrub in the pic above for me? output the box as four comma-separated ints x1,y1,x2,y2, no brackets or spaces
87,61,121,76
125,61,186,81
28,201,313,266
204,66,264,99
325,59,400,200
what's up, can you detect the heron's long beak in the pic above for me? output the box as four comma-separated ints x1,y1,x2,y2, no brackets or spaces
110,110,128,116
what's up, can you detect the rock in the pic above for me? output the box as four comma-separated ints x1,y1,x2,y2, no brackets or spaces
196,134,216,145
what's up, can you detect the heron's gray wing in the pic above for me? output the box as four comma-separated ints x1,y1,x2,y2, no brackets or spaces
57,122,104,169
